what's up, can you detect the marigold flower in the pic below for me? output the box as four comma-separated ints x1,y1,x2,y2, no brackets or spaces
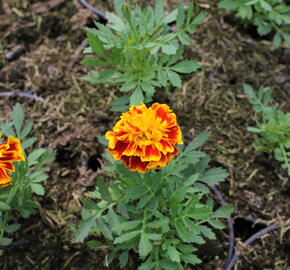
105,103,183,173
0,136,25,188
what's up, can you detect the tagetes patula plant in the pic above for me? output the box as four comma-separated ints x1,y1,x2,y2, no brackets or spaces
0,104,54,246
244,84,290,176
75,104,233,270
81,0,206,111
218,0,290,47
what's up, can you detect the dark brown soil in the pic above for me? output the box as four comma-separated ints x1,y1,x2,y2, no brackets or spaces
0,0,289,269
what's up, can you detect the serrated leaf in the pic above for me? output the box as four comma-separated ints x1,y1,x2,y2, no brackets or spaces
4,223,21,233
199,167,229,185
0,237,12,246
20,120,33,139
175,220,191,242
208,219,226,229
86,31,105,58
147,233,162,240
167,70,181,88
87,240,103,250
178,33,191,45
140,81,155,97
181,253,201,265
191,11,207,25
120,81,137,92
0,201,10,211
273,32,281,47
218,0,238,10
247,127,262,133
28,148,46,166
117,202,129,219
97,178,112,202
119,250,129,268
167,245,180,263
163,9,178,24
200,226,216,240
114,230,140,244
111,95,130,106
139,260,156,270
74,214,97,242
107,12,125,32
212,205,234,218
130,88,144,105
176,4,185,31
112,220,142,232
154,0,164,24
12,103,24,137
162,45,177,55
238,5,252,19
260,0,272,11
177,244,197,254
171,60,200,73
108,208,120,232
31,183,45,195
83,198,99,210
187,132,210,150
281,14,290,24
139,233,152,257
158,70,168,86
188,206,212,220
282,33,290,44
98,216,113,240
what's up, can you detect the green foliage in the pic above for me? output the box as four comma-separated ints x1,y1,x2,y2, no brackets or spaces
218,0,290,47
244,84,290,176
0,104,54,246
75,132,232,269
82,0,206,111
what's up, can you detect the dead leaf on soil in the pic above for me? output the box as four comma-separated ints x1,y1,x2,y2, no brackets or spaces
31,0,65,13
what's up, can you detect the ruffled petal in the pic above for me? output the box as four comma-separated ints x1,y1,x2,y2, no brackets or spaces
0,167,12,187
0,162,15,172
7,136,25,161
141,145,161,162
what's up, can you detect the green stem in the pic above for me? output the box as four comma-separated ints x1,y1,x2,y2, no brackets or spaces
280,144,289,171
0,212,8,241
142,208,147,231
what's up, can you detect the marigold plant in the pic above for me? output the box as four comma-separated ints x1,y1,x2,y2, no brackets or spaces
82,0,206,110
218,0,290,47
105,103,183,173
244,84,290,176
0,104,54,246
75,129,233,269
0,136,25,188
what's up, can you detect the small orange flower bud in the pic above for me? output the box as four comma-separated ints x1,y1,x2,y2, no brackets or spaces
0,136,25,187
105,103,183,173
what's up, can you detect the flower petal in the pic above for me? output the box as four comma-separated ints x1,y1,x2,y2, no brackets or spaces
0,167,12,187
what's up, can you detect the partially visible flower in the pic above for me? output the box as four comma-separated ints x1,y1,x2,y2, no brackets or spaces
105,103,183,173
0,136,25,188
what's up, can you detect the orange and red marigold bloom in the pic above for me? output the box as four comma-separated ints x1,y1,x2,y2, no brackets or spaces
0,136,25,188
105,103,183,173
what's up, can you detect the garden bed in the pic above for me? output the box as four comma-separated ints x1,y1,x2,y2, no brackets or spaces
0,0,289,269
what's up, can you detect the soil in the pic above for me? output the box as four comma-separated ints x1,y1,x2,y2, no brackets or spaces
0,0,289,269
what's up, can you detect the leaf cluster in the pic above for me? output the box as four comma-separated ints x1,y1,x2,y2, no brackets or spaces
81,0,206,111
244,84,290,176
218,0,290,47
75,133,233,269
0,104,54,246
